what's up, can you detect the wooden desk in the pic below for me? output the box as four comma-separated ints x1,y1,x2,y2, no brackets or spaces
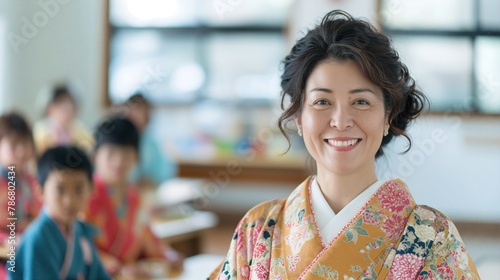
177,156,311,185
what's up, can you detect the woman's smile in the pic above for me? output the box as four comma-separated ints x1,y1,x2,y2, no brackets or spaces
324,137,361,151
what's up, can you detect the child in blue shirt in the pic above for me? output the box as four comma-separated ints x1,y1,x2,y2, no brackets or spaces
7,146,110,280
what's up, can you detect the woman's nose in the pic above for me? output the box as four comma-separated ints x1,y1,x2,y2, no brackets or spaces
329,104,353,131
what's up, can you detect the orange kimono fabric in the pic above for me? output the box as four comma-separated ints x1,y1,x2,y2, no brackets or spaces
210,177,479,280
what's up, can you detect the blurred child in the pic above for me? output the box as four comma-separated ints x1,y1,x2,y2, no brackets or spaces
8,146,110,280
33,85,93,154
86,116,182,278
116,93,177,188
0,112,42,278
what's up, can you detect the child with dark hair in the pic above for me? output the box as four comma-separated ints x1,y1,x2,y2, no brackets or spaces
0,112,42,279
116,92,177,188
33,85,93,154
7,146,110,280
85,116,182,278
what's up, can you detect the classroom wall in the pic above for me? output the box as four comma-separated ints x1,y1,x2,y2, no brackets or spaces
0,0,106,127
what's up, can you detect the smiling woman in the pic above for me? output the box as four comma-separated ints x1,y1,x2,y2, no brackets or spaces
210,10,480,280
297,60,389,197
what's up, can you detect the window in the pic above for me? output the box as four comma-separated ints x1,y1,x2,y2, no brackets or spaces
379,0,500,114
108,0,291,104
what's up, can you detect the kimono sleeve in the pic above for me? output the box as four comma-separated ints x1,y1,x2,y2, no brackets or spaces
417,220,480,280
209,199,284,280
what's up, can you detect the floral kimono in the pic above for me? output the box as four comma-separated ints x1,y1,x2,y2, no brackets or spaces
85,174,165,265
210,177,479,279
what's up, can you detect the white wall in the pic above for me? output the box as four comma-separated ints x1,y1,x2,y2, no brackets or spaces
379,115,500,223
0,0,106,126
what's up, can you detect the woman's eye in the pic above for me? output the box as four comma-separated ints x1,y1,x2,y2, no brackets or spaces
313,99,330,106
354,99,370,105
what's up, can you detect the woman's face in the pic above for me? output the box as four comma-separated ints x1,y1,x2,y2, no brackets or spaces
296,59,389,177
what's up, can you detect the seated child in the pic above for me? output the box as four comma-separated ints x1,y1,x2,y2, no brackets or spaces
33,85,93,154
86,116,182,278
0,112,42,279
8,146,110,280
116,93,178,188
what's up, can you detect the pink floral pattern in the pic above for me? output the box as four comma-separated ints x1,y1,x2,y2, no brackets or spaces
437,263,453,280
236,226,247,253
389,254,425,279
378,181,410,213
253,262,269,279
253,242,267,258
363,208,381,226
287,255,300,271
240,265,250,279
252,222,263,244
382,214,407,239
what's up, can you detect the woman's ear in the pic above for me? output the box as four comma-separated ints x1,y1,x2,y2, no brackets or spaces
294,116,302,136
384,113,391,133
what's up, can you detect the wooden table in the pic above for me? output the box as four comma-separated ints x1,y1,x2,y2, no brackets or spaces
177,156,311,185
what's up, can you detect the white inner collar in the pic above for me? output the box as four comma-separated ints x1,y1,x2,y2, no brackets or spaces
310,176,388,246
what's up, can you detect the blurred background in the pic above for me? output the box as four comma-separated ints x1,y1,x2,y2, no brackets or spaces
0,0,499,278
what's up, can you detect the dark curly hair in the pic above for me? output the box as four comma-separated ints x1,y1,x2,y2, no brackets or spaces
278,10,428,157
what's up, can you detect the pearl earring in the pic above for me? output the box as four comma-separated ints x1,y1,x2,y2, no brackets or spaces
383,129,389,137
298,129,302,136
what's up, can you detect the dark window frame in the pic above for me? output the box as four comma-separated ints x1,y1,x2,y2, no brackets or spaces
378,0,500,114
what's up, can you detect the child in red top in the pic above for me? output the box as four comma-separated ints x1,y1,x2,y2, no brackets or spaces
85,116,182,278
0,112,42,279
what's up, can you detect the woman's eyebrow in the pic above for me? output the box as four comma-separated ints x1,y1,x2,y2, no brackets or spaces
309,87,333,93
309,87,376,94
349,88,377,95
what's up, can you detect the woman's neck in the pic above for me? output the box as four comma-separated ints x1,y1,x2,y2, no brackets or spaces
316,164,377,214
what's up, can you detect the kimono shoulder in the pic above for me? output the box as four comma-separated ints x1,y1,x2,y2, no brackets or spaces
390,204,480,279
209,198,286,279
239,198,287,228
233,198,287,254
